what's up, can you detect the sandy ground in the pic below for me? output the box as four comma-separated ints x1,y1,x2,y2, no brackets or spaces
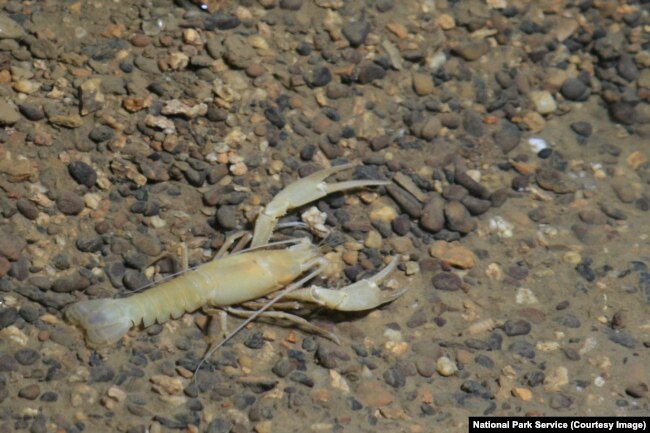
0,0,649,432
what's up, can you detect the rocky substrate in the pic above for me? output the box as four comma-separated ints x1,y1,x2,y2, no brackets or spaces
0,0,649,432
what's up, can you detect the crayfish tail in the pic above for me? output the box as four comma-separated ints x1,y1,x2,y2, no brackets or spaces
66,299,135,347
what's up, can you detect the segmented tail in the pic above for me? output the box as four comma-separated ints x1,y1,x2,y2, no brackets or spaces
66,299,135,347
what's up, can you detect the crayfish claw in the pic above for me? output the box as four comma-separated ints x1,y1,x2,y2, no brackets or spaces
285,256,408,311
251,162,389,247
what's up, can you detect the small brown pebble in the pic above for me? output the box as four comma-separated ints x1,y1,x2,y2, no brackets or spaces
131,34,151,47
412,72,434,96
420,194,445,233
415,357,436,378
611,311,626,329
536,168,576,194
246,64,266,78
612,183,636,203
16,199,39,220
452,40,489,61
625,382,648,399
444,201,476,234
0,231,26,261
56,191,85,215
429,241,476,269
356,380,394,407
370,135,390,151
18,384,40,400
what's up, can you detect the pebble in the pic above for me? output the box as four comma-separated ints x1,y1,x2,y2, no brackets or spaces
264,107,285,129
68,161,97,188
444,201,476,234
391,214,410,236
432,272,462,291
436,356,457,377
271,358,295,378
508,341,535,359
289,371,314,387
463,111,485,138
50,272,90,293
205,13,240,31
503,319,532,336
309,66,331,87
412,73,434,96
386,184,422,218
342,20,370,47
150,375,183,395
383,367,406,388
0,99,20,125
543,366,569,392
223,35,256,69
420,194,445,233
617,55,639,82
625,382,648,399
571,223,607,245
570,121,592,137
456,172,489,199
603,328,636,349
0,353,18,372
132,232,162,257
56,191,85,215
529,90,557,114
429,241,476,269
452,40,489,61
355,380,394,407
462,196,491,215
535,168,575,194
18,384,40,400
0,14,26,39
406,309,427,328
244,332,264,349
415,357,436,377
364,230,383,249
609,102,636,125
18,104,45,121
560,78,589,101
280,0,303,10
494,120,521,153
555,314,581,329
216,205,238,230
83,362,113,385
0,307,18,328
14,348,39,366
206,419,233,433
16,199,39,220
370,135,390,151
357,63,385,84
549,393,573,409
89,125,115,143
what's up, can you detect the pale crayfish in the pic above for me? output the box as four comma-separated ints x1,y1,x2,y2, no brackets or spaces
66,163,408,355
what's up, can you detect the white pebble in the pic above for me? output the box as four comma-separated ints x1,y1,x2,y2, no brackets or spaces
528,137,548,153
593,376,606,387
488,216,514,238
436,356,457,377
529,90,557,114
229,162,248,176
515,287,539,305
383,328,403,342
